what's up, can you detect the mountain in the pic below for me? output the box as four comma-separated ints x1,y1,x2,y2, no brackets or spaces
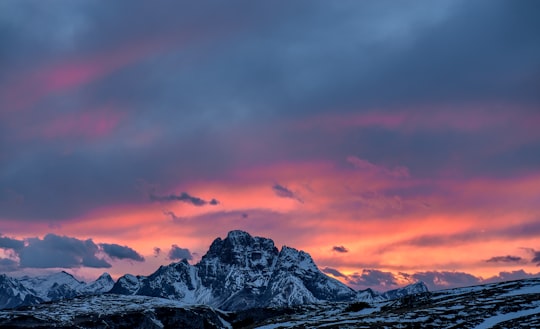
1,230,428,312
0,271,114,309
381,280,428,300
111,230,357,310
1,277,539,328
234,277,540,328
0,294,230,329
0,274,43,309
355,281,429,303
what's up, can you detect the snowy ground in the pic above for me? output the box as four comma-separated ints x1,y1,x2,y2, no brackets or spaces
252,277,540,329
0,277,538,328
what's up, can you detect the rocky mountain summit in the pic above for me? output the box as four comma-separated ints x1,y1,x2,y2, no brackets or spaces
111,230,358,310
1,230,427,313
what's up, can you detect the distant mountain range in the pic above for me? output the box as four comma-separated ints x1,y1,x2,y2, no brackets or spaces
0,230,427,311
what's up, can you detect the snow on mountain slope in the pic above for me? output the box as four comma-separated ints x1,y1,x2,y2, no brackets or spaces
262,245,356,308
0,294,231,329
79,272,114,295
111,230,358,311
19,271,85,298
2,276,539,328
2,230,430,313
0,274,42,309
0,271,114,309
250,277,540,328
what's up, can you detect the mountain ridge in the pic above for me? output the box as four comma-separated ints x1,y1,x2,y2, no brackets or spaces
1,230,427,311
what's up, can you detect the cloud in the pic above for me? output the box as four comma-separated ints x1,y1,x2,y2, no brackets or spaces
348,269,398,289
322,267,347,278
153,247,161,257
100,243,145,262
332,245,349,253
272,184,303,203
485,270,540,283
412,271,482,291
18,234,111,269
150,192,219,207
0,258,19,272
347,156,410,178
0,235,24,251
533,251,540,266
163,210,183,222
168,244,192,261
381,223,540,252
2,233,145,269
485,255,523,263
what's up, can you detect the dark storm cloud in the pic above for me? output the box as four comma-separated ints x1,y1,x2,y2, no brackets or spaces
168,245,192,261
0,236,24,251
332,246,349,253
322,267,347,278
100,243,145,262
18,234,111,268
150,192,219,207
485,255,523,263
272,184,303,203
412,271,481,291
0,0,539,224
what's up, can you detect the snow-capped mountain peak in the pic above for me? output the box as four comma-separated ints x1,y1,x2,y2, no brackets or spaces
110,230,358,310
1,230,434,313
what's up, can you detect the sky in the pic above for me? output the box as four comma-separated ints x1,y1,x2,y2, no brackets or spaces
1,0,540,292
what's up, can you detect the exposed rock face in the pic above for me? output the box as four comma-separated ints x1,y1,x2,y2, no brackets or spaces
2,230,430,313
0,274,43,309
111,230,357,310
0,271,114,309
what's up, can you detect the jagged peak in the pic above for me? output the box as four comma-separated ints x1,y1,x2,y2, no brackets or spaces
277,245,318,272
201,230,279,265
226,229,252,239
96,272,113,282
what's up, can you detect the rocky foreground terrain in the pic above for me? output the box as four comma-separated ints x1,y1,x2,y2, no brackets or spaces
0,276,539,328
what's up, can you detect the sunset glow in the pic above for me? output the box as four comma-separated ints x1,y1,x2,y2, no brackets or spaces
1,1,539,291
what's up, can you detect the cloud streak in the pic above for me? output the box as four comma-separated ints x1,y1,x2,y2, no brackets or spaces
150,192,219,207
486,255,523,263
272,184,303,203
332,246,349,253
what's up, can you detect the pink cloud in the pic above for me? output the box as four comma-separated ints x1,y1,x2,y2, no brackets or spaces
295,103,540,135
1,36,179,114
22,105,125,141
346,156,410,178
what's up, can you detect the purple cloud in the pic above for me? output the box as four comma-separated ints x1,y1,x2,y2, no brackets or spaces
100,243,145,262
412,271,482,291
332,245,349,253
485,255,523,263
150,192,219,207
272,184,303,203
322,267,347,278
168,245,192,261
